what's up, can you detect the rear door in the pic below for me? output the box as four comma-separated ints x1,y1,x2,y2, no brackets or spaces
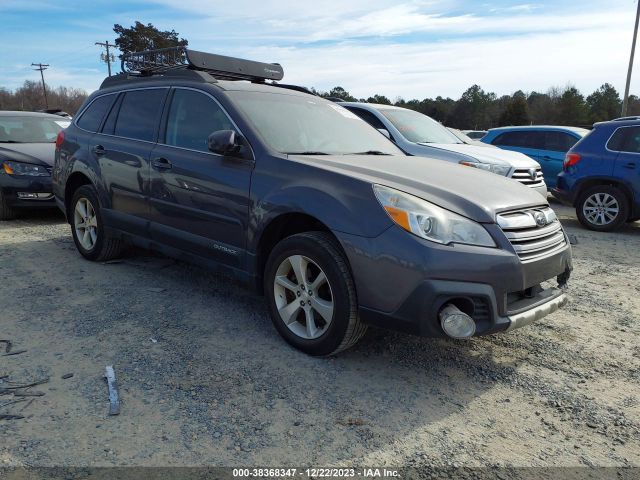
93,87,169,236
610,126,640,202
538,131,581,188
148,87,254,269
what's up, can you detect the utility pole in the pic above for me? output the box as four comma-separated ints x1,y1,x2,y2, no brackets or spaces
31,63,49,109
96,41,116,76
622,0,640,116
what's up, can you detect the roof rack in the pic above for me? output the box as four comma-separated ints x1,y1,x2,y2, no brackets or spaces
613,116,640,122
121,46,284,82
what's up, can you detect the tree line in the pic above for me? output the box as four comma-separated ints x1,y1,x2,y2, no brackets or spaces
0,81,88,115
315,83,639,130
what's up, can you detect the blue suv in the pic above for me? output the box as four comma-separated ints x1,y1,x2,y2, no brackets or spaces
552,118,640,231
482,126,588,188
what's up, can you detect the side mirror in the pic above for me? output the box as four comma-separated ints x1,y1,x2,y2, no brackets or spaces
208,130,243,157
377,128,391,139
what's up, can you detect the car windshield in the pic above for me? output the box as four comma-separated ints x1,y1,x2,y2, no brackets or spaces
228,92,403,156
378,108,462,144
0,116,70,143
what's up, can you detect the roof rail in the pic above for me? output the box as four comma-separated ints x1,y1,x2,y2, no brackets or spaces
121,46,284,82
613,116,640,121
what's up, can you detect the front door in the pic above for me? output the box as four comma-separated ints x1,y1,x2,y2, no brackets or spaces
148,88,253,268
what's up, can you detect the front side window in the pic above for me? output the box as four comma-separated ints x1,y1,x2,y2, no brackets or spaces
228,92,402,155
114,89,167,142
378,108,461,144
607,126,640,153
346,107,387,130
77,95,114,133
165,89,235,153
0,115,69,143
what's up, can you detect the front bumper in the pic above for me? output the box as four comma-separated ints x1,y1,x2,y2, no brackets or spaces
0,174,56,208
531,183,549,199
335,224,572,338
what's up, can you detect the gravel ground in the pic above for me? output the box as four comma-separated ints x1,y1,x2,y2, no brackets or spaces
0,200,638,468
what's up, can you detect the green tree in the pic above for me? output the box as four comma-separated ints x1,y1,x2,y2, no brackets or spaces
556,86,589,125
113,21,188,56
323,86,357,101
366,94,392,105
450,85,496,129
499,91,530,126
586,83,621,122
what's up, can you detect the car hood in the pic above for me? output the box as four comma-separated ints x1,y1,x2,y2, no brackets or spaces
424,143,541,168
289,154,548,223
0,143,55,166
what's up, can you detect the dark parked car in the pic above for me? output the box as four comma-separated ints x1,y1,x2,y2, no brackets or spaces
0,111,70,219
53,48,572,355
482,126,589,188
553,117,640,231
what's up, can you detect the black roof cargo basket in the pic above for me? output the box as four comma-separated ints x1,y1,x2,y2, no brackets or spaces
121,46,284,82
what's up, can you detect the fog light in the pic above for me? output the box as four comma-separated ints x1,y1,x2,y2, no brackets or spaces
17,192,38,199
17,192,53,199
439,304,476,339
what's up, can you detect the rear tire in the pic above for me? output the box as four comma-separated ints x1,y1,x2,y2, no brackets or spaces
70,185,122,261
576,185,628,232
264,231,366,356
0,191,17,220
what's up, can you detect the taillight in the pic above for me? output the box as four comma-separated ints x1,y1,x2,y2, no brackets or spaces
563,153,581,170
55,131,65,149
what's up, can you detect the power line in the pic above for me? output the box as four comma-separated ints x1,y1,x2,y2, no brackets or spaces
31,62,49,109
95,41,116,76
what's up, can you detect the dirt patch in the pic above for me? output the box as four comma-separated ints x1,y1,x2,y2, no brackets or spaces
0,205,638,467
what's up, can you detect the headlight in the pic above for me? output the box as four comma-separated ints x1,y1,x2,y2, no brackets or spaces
459,160,511,177
2,161,50,177
373,185,496,247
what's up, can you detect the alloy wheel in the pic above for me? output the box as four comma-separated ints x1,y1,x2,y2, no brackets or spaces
273,255,334,340
74,197,98,250
582,193,619,226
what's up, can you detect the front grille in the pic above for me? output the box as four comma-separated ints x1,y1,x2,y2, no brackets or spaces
497,208,567,262
510,167,544,187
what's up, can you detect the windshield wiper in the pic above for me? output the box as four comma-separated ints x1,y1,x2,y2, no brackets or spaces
285,151,330,155
348,150,392,155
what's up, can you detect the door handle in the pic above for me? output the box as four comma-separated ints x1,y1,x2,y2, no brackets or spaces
152,157,172,170
92,144,105,155
542,155,553,160
623,162,636,169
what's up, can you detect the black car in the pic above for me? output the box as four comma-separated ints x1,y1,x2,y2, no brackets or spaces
53,48,572,355
0,111,70,219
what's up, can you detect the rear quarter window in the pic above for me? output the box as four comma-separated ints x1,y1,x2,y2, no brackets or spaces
76,95,115,132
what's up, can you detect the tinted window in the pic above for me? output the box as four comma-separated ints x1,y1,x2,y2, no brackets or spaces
545,132,578,152
346,107,386,130
165,89,235,152
101,94,123,135
607,126,640,153
114,89,167,142
493,131,546,149
77,95,114,132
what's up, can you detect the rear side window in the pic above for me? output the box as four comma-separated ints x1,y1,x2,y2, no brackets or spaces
76,95,115,132
544,132,578,152
346,107,386,130
114,89,167,142
164,89,235,152
492,131,529,147
607,126,640,153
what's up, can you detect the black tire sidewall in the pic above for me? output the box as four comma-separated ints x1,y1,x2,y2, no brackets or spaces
70,185,107,260
264,234,355,356
576,186,628,232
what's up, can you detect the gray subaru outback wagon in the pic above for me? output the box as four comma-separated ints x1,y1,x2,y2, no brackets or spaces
53,48,572,355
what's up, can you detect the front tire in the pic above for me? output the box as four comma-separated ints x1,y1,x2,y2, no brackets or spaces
70,185,122,261
0,191,17,220
264,231,366,356
576,185,628,232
